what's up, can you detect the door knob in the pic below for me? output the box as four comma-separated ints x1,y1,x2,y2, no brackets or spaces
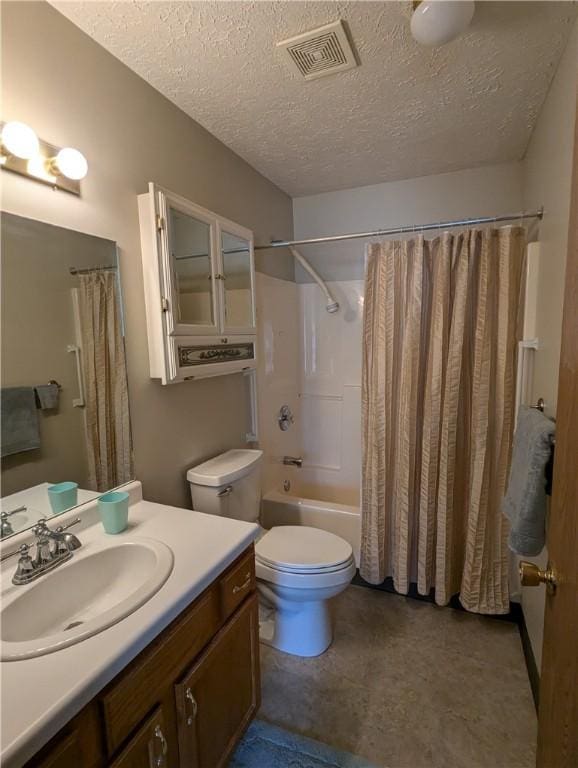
519,561,557,593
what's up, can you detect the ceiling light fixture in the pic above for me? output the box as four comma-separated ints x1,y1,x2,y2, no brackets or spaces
411,1,475,47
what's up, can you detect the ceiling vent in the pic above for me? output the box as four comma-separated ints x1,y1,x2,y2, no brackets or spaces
277,20,358,82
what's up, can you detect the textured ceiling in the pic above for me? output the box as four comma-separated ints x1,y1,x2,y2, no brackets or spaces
52,1,577,197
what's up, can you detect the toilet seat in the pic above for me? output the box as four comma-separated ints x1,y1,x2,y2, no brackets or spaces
255,556,356,589
255,525,353,572
255,526,356,589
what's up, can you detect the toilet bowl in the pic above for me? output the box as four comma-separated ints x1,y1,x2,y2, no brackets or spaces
187,450,355,657
255,525,355,657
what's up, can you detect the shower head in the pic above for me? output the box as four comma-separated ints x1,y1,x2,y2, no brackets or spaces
326,301,340,313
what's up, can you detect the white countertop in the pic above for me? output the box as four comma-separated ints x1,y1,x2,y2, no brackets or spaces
2,483,100,537
0,483,259,767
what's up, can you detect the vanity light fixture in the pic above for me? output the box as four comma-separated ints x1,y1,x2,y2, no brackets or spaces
49,147,88,181
1,121,40,160
0,120,87,195
411,0,475,47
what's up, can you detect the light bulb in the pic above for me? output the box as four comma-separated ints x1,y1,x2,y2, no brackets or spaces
1,121,40,159
54,147,88,180
411,1,475,47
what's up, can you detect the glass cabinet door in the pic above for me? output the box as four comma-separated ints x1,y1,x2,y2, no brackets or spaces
167,205,217,333
220,229,255,332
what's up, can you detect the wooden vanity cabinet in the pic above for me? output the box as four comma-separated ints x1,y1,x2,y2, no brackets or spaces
175,597,259,768
24,545,259,768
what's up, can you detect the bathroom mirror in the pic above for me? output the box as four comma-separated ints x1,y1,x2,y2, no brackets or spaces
168,205,217,329
0,212,134,539
221,230,254,328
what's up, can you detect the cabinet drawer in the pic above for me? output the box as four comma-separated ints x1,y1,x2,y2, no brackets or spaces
219,549,255,620
110,707,169,768
101,587,220,756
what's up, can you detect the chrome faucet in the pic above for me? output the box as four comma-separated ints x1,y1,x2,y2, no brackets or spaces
0,505,26,539
0,518,82,585
283,456,303,467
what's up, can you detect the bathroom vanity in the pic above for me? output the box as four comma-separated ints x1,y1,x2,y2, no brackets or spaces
0,484,260,768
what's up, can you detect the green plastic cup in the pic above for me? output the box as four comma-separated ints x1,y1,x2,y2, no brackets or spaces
97,491,129,534
47,482,78,514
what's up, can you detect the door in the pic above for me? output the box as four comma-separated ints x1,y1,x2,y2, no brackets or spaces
109,707,170,768
536,105,578,767
175,594,260,768
156,187,220,337
217,221,256,335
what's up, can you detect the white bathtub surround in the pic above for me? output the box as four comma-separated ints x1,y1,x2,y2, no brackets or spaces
0,481,259,767
255,273,301,494
256,273,364,508
360,231,526,614
255,273,364,561
297,279,364,506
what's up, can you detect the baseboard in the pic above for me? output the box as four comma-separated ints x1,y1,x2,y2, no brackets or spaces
519,612,540,713
352,570,522,623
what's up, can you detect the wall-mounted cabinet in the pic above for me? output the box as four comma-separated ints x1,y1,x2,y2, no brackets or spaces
138,184,257,384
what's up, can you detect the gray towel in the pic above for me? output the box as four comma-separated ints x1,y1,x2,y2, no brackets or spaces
502,405,555,556
1,387,41,457
35,382,60,410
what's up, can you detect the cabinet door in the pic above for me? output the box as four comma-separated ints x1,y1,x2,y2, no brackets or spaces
156,188,220,337
110,707,170,768
175,594,260,768
25,705,103,768
218,221,256,335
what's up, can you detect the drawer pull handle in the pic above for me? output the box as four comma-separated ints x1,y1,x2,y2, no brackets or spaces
185,686,198,726
232,573,252,594
150,725,168,767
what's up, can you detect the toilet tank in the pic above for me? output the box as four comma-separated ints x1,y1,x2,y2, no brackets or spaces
187,449,263,522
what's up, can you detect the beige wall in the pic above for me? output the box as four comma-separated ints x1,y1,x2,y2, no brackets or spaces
1,1,293,508
293,162,524,282
521,20,578,670
1,213,117,495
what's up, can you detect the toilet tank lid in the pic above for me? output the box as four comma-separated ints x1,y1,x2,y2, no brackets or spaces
187,449,263,487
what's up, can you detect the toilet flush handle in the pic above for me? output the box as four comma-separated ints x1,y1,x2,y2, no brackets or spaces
217,485,233,497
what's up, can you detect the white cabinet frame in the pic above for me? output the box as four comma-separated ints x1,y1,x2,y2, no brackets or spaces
138,183,257,384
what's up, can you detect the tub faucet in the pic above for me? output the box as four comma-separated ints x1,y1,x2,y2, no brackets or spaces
283,456,303,467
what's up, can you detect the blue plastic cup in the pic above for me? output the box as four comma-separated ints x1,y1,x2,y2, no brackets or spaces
97,491,129,534
47,482,78,514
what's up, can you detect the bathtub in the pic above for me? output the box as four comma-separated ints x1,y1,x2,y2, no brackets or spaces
261,490,362,565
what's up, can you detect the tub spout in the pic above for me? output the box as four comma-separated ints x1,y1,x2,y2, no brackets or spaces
283,456,303,467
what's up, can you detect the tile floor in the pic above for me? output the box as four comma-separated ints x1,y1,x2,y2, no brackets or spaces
259,585,536,768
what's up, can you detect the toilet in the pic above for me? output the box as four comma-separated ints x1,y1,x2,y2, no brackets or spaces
187,449,356,657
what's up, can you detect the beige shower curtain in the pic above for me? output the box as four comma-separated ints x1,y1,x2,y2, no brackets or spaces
360,227,525,614
78,271,133,492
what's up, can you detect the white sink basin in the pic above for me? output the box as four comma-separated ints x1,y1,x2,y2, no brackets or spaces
1,538,174,660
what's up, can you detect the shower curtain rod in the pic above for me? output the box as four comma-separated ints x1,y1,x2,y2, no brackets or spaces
254,208,544,250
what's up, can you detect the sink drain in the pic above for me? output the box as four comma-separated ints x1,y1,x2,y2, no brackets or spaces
63,620,84,631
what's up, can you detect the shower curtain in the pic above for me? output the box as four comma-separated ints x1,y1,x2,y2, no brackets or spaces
360,227,526,614
78,271,133,492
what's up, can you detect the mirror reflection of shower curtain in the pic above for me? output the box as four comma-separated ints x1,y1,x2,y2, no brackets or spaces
360,227,526,614
77,271,133,491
